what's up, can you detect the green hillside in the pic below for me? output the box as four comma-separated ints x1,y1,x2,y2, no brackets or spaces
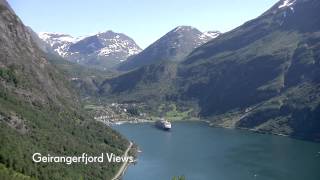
98,0,320,141
0,2,128,179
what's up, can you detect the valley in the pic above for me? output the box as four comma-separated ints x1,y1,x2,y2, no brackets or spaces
1,0,320,179
28,0,320,143
84,0,320,142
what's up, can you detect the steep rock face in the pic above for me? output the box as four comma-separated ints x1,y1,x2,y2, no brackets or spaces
26,27,58,56
39,31,142,69
0,3,73,107
118,26,220,71
0,1,128,179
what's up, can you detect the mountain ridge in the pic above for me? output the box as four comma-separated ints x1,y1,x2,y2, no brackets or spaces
38,30,142,69
118,25,221,71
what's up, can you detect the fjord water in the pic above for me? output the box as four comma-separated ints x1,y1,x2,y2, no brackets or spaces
112,122,320,180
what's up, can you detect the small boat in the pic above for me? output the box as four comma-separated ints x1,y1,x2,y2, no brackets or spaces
114,121,125,125
155,118,171,130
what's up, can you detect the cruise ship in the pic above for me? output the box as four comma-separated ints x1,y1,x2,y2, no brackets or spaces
155,119,171,130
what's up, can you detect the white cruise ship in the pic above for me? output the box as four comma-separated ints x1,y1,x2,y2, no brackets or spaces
155,119,171,130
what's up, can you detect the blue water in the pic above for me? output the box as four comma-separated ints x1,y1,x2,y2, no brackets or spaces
112,121,320,180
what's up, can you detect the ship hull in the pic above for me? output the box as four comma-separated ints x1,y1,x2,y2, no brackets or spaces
155,120,171,131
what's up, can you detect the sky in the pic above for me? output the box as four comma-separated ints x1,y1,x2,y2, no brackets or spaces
9,0,279,48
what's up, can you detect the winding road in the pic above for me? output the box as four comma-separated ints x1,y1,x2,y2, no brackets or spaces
111,141,133,180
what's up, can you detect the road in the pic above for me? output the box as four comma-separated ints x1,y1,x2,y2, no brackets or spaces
111,141,133,180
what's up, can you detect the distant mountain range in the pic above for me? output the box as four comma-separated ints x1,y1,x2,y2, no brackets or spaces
118,26,221,71
99,0,320,141
38,31,142,69
37,26,220,71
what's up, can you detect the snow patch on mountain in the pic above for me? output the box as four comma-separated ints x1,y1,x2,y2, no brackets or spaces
96,32,141,57
278,0,296,9
38,31,142,65
172,26,220,43
173,26,196,33
39,32,78,44
38,32,80,57
200,31,220,40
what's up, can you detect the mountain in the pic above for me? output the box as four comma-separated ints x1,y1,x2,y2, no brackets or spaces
100,61,178,102
38,32,79,56
29,28,119,98
118,26,220,71
99,0,320,141
45,52,118,97
0,1,128,179
38,31,142,69
26,26,57,54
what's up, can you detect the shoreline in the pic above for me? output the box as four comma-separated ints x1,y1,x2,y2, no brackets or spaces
110,118,320,143
109,118,208,126
111,141,133,180
110,119,319,179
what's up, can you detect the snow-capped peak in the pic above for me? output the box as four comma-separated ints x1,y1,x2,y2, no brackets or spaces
278,0,296,9
173,26,196,33
38,32,79,56
37,31,142,64
38,32,78,43
38,32,88,44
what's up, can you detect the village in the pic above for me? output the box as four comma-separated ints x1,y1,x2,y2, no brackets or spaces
85,102,152,125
